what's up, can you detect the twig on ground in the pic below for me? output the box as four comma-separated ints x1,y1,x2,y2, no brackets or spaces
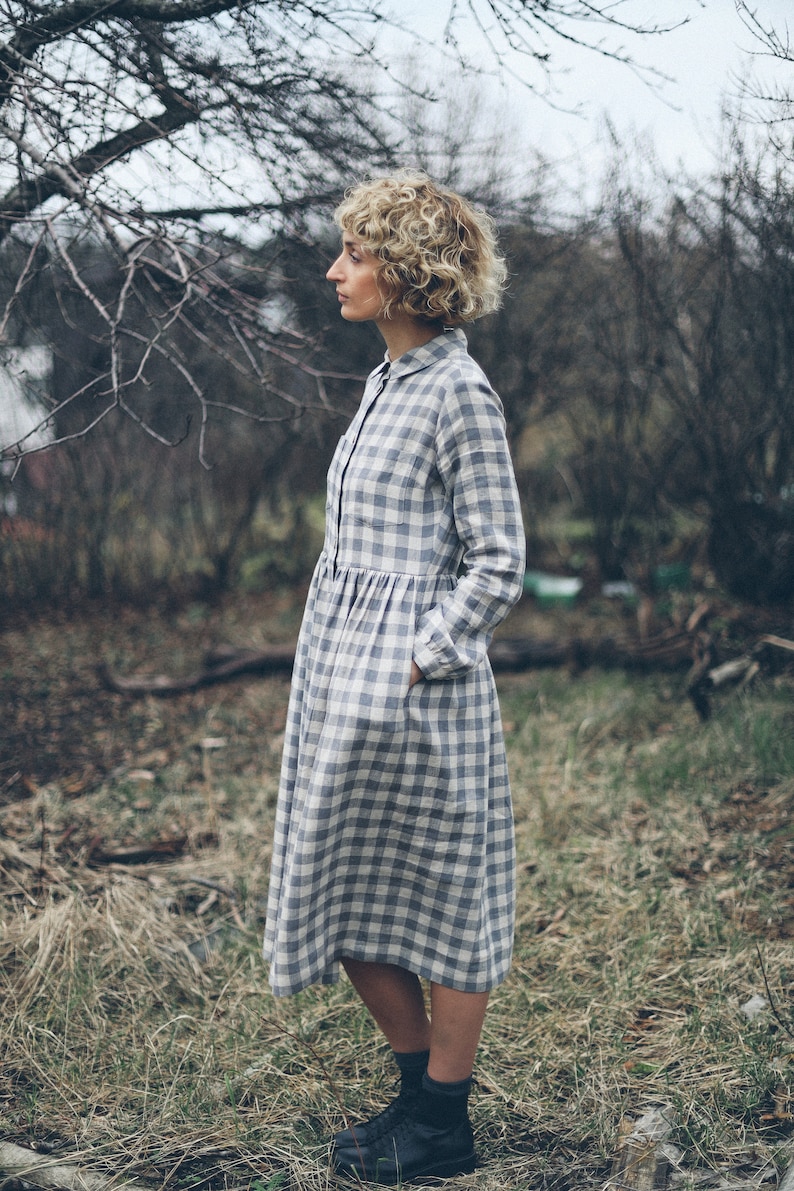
0,1141,149,1191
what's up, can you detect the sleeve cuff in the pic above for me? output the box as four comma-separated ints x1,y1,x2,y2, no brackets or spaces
411,636,447,681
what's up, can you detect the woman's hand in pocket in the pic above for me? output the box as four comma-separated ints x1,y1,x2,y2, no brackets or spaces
408,660,425,689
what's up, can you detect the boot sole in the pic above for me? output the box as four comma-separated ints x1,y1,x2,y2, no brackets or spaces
408,1151,477,1182
334,1150,476,1185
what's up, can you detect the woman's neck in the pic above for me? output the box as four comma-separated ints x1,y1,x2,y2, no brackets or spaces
376,311,442,361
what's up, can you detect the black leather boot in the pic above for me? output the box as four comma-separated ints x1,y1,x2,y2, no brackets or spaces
332,1049,428,1154
333,1074,476,1185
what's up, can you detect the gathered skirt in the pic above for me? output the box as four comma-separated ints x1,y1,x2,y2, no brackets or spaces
262,554,516,996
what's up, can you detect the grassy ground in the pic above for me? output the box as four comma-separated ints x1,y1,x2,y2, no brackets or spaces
1,591,792,1191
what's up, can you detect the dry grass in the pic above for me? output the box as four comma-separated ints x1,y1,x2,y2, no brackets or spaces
1,595,793,1190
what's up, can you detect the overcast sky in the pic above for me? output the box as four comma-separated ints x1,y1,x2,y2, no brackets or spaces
384,1,793,194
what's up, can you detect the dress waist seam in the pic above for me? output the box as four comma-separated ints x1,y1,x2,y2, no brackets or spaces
321,557,455,583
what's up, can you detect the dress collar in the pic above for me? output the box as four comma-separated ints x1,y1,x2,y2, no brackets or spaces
381,327,468,380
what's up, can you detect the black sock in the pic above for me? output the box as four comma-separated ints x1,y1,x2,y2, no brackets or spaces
419,1071,472,1127
393,1049,429,1096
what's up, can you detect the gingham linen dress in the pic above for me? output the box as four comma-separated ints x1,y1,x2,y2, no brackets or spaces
263,327,525,996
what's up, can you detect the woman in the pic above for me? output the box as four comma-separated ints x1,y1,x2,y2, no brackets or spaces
263,172,525,1184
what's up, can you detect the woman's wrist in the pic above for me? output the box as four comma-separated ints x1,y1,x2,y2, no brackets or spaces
409,660,425,688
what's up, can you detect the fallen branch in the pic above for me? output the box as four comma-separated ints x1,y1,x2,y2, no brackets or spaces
98,643,295,694
0,1140,149,1191
759,633,794,654
687,633,794,720
86,832,219,866
87,834,190,865
97,630,794,712
100,631,697,696
490,628,696,673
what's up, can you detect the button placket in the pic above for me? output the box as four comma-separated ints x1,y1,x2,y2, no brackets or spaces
331,364,390,574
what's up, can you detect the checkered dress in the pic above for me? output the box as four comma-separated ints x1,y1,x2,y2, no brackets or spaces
263,328,525,995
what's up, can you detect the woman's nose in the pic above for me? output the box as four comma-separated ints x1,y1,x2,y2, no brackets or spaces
326,255,342,281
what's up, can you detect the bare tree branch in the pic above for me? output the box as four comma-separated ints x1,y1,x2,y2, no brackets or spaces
733,2,794,133
0,0,698,473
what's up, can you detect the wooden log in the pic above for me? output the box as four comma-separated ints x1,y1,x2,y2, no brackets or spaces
97,630,791,698
605,1105,676,1191
488,637,570,671
99,631,695,695
492,631,695,673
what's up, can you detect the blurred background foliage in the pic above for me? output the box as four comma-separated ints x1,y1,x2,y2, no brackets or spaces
2,125,794,613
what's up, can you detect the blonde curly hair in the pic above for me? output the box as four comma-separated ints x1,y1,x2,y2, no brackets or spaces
333,171,507,325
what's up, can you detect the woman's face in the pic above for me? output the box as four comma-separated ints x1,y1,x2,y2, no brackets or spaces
326,235,385,323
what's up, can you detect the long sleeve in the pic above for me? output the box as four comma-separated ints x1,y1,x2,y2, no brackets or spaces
411,372,525,680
